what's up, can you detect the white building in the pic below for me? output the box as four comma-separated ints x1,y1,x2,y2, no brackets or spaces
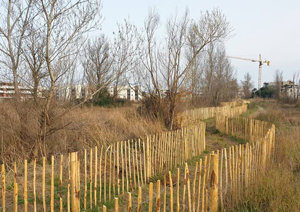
57,84,89,101
264,80,299,99
107,85,143,101
0,82,33,99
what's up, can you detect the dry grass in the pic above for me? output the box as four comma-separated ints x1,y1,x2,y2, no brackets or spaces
237,100,300,211
0,101,165,165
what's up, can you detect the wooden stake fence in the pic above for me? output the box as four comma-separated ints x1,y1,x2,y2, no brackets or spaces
0,101,276,212
100,120,274,212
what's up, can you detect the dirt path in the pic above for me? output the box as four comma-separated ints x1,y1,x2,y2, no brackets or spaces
204,118,238,151
248,105,266,119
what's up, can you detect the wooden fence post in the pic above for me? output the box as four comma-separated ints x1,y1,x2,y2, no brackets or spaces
156,180,161,212
1,164,5,212
210,154,219,212
24,160,28,212
149,182,153,212
34,159,37,212
71,152,80,212
128,192,132,212
261,139,267,171
138,187,142,212
225,116,229,134
115,197,119,212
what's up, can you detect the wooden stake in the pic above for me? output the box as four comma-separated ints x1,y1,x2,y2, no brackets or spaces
90,148,93,208
51,156,54,212
176,168,180,212
121,141,125,193
138,187,142,212
149,182,153,212
117,142,120,194
163,175,167,212
128,141,132,191
84,149,87,210
135,142,140,187
220,149,224,211
192,162,198,212
104,148,107,202
138,140,144,186
169,171,174,212
67,184,70,212
60,155,63,212
201,156,208,212
143,140,147,184
132,141,136,189
33,159,37,212
182,165,187,211
186,164,192,212
70,153,80,212
14,183,18,212
109,148,112,200
99,146,103,202
42,157,46,212
156,180,161,212
115,197,119,212
125,142,129,191
196,159,202,212
2,164,6,212
128,192,132,212
94,146,98,206
210,154,219,212
24,160,28,212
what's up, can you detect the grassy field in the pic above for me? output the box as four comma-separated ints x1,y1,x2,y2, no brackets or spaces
0,102,166,164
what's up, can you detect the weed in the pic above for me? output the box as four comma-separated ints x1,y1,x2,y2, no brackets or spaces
230,135,247,144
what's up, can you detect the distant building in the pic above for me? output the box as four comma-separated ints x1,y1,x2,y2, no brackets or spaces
237,87,244,98
0,82,33,100
57,84,89,101
264,80,299,99
107,85,143,101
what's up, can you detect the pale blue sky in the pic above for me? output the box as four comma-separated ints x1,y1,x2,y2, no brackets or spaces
101,0,300,88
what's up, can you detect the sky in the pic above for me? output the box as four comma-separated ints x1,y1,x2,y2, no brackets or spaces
100,0,300,89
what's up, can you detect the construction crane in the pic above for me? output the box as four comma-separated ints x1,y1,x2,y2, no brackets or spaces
227,54,270,89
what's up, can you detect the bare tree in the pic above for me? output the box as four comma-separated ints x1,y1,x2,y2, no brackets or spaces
201,43,237,105
292,71,300,100
0,0,33,99
274,69,283,99
139,8,232,129
21,23,47,102
83,34,112,94
34,0,102,156
241,72,253,99
110,19,140,98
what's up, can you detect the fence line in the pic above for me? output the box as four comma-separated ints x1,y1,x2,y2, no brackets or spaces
0,101,249,211
0,123,206,211
179,102,248,127
104,117,274,212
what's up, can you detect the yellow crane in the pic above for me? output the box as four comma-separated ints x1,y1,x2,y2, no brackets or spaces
227,54,270,89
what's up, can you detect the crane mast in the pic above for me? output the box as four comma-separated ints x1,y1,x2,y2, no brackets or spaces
227,54,270,89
